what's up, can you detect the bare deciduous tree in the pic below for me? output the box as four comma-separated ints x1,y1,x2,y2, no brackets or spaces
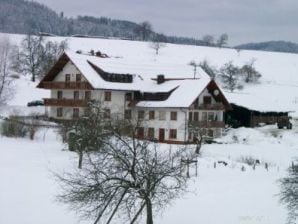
219,61,242,92
202,34,215,46
279,162,298,224
240,59,261,83
135,21,153,41
56,103,195,224
216,33,229,48
14,34,67,82
199,60,218,79
0,37,14,105
149,37,166,55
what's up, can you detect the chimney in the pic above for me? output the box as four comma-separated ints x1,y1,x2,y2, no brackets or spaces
157,74,165,84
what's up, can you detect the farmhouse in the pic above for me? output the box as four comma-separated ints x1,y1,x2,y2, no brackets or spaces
37,51,231,144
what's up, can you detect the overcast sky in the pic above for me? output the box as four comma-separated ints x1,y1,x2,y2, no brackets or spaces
34,0,298,45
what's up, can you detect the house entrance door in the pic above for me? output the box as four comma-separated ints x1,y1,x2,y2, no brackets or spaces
159,128,165,142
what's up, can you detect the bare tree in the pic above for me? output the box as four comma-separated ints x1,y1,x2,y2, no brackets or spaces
279,162,298,224
202,34,215,46
56,103,194,224
240,59,261,83
216,33,228,48
17,34,44,82
219,61,242,92
149,36,166,55
14,34,67,82
65,102,110,169
0,37,14,105
199,60,218,79
135,21,153,41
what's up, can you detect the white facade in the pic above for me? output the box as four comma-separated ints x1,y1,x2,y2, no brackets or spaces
40,52,229,144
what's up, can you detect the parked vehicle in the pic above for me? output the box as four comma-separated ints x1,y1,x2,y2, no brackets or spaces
27,100,44,107
277,117,292,129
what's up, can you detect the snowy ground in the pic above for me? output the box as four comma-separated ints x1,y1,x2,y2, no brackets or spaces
0,33,297,223
0,123,297,224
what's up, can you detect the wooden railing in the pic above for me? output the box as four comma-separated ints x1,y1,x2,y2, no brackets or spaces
44,98,89,107
189,120,225,128
192,103,225,110
42,81,93,90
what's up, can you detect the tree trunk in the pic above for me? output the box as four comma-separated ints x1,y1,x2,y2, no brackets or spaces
146,198,153,224
78,151,83,169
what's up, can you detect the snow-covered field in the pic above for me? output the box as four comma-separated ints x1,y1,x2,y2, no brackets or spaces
1,32,298,116
0,33,298,223
0,123,297,224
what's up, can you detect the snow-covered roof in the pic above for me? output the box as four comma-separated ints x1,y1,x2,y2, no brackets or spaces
60,51,215,108
136,78,211,108
66,51,210,93
225,84,296,112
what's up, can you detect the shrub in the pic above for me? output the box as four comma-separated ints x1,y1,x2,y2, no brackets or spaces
1,117,28,137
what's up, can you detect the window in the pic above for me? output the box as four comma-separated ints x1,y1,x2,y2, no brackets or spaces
138,110,145,120
203,96,212,104
124,109,132,119
85,91,91,100
104,91,111,101
73,108,79,118
65,74,70,82
57,91,63,99
194,112,199,121
159,111,166,120
57,107,63,117
147,128,155,139
208,112,215,121
169,129,177,139
149,111,155,120
202,112,207,121
104,109,111,119
125,92,132,101
76,74,81,82
170,111,177,121
74,91,79,100
189,112,193,121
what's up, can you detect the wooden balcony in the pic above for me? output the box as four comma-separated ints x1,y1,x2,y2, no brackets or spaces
193,103,225,110
44,98,89,107
42,81,93,90
189,120,225,128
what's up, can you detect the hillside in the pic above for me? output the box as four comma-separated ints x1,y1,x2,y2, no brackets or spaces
236,41,298,54
3,32,298,118
0,0,205,46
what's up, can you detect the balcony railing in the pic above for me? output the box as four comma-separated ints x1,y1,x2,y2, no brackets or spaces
44,98,89,107
42,81,93,90
192,103,225,110
189,120,225,128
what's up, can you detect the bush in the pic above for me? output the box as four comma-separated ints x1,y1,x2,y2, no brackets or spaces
1,117,28,137
239,156,258,166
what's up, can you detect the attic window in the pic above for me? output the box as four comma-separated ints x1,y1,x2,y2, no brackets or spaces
203,96,212,104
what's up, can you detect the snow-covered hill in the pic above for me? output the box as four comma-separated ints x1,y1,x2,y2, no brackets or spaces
2,32,298,116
